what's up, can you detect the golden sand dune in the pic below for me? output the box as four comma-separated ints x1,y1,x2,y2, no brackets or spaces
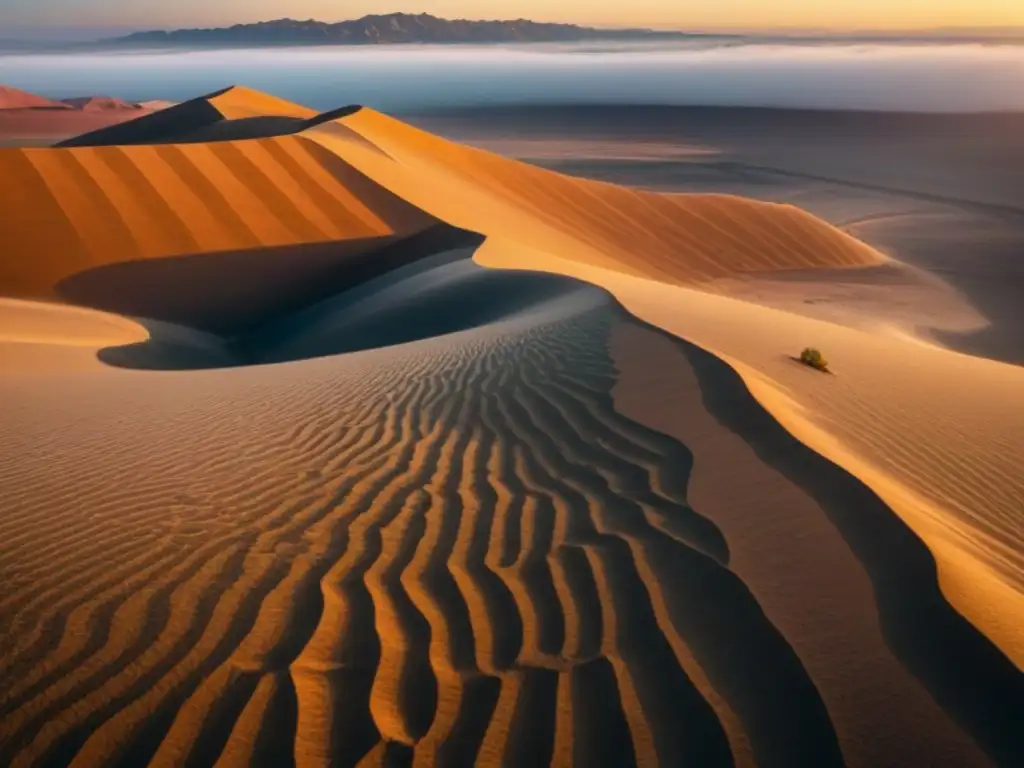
0,132,436,330
307,109,884,284
306,107,1024,668
0,88,1021,767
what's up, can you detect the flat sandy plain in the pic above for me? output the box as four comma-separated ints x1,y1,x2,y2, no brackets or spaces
0,89,1022,767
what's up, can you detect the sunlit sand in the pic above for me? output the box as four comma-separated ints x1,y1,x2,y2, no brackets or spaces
0,87,1021,767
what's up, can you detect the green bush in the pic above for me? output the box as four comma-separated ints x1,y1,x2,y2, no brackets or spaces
799,347,829,372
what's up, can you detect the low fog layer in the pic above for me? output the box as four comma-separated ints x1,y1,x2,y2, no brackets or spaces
0,41,1021,112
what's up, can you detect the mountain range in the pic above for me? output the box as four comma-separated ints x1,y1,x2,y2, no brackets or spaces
111,13,709,47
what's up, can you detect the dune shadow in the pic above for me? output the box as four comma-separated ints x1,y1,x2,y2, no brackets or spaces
88,233,606,371
58,97,225,147
908,236,1024,367
850,212,1024,366
246,256,597,364
55,224,479,338
635,322,1024,765
59,94,365,148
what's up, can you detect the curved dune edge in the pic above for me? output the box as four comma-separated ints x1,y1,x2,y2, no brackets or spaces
475,239,1024,669
0,299,149,347
0,299,151,373
313,104,1023,666
309,108,884,285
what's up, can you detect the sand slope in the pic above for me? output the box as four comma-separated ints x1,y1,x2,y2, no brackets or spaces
0,85,71,111
0,298,150,373
57,86,324,148
307,109,884,284
0,133,436,330
1,88,1021,767
305,107,1024,669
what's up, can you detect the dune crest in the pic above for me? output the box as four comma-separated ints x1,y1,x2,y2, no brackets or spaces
0,85,72,111
308,108,884,284
304,106,1024,669
0,131,436,330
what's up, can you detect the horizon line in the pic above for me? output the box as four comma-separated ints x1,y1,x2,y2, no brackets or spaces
2,12,1022,39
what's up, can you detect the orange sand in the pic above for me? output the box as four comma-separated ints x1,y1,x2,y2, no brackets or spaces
1,88,1020,768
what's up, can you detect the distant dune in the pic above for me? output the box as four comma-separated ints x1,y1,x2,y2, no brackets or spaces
60,95,144,112
137,99,179,111
0,85,71,110
0,87,1021,767
0,85,157,145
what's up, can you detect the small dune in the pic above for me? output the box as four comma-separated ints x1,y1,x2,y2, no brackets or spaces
1,87,1021,768
60,96,144,112
0,85,72,111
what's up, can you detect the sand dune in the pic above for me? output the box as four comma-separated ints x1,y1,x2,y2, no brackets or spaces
0,88,156,146
60,97,144,113
57,86,326,148
308,107,1024,669
0,132,436,330
0,85,71,111
307,109,884,285
1,87,1021,767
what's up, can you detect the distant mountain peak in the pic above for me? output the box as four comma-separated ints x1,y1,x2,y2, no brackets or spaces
110,13,700,47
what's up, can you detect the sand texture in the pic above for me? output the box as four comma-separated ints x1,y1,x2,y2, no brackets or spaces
1,88,1021,767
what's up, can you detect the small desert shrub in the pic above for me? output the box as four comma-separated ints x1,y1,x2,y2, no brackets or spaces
799,347,829,372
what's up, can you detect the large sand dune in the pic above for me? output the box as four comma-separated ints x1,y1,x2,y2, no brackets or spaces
1,88,1021,767
0,130,436,331
311,107,1024,668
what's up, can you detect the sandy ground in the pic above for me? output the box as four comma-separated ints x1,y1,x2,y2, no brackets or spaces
1,90,1021,767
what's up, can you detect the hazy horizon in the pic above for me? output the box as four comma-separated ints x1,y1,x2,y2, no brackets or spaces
2,41,1022,114
2,21,1023,45
1,1,1022,39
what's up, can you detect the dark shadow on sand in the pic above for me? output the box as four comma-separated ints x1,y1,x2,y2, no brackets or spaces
94,245,603,371
245,257,593,364
629,317,1024,766
855,213,1024,367
58,87,364,148
57,225,480,339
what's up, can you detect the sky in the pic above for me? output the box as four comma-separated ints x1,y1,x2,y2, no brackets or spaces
2,1,1023,36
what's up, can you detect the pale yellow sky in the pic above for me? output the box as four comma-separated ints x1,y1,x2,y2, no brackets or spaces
241,0,1024,30
7,0,1024,32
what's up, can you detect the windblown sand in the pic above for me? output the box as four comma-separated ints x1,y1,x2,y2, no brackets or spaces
0,89,1020,767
